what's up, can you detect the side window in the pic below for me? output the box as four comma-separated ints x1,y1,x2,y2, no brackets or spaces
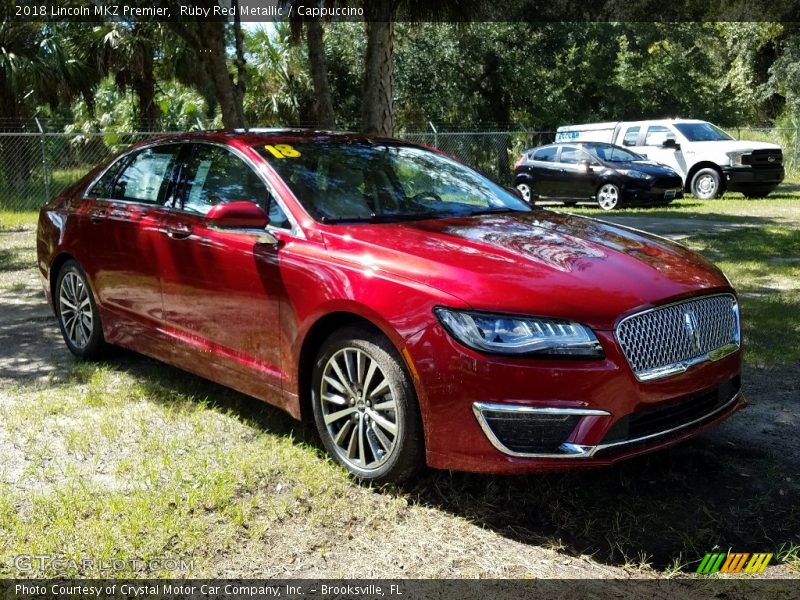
87,157,127,198
181,144,290,228
559,146,585,164
533,146,557,162
622,126,640,147
112,146,180,204
644,125,675,147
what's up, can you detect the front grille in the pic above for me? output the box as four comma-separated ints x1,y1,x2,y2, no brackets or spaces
479,410,580,454
616,294,740,381
651,176,683,189
601,376,740,446
745,149,783,168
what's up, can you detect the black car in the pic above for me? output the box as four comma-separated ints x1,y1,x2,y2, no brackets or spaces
514,142,684,210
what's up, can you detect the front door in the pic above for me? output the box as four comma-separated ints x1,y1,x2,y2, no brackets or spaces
157,142,292,405
631,125,688,179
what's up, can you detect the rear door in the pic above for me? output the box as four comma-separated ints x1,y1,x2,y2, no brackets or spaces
158,142,293,406
87,144,182,330
555,145,595,199
527,146,559,197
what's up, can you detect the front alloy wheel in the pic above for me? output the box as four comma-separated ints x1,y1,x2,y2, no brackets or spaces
55,260,106,358
596,183,620,210
312,327,424,484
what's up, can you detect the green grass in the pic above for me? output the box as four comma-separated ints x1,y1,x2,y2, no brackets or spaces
0,211,39,231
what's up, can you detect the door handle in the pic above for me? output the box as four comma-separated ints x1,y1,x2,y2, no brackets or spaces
88,208,107,223
163,223,193,239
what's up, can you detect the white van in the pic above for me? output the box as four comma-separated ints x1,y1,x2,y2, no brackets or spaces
555,119,784,199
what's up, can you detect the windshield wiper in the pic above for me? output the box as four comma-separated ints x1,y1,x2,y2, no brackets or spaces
464,207,520,217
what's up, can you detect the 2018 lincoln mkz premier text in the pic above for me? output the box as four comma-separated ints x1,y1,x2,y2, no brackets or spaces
37,130,745,483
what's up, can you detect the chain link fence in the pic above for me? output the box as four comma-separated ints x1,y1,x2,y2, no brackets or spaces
1,125,798,212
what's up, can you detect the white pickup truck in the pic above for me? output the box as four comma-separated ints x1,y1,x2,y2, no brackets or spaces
555,119,784,199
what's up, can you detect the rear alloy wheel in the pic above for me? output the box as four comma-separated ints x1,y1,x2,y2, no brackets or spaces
515,182,532,203
596,183,620,210
691,168,722,200
312,327,424,484
55,260,106,358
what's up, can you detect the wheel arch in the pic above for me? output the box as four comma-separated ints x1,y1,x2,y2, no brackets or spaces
49,252,78,306
296,311,398,424
685,161,725,193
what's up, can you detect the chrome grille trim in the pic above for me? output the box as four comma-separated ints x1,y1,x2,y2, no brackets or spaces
616,294,740,382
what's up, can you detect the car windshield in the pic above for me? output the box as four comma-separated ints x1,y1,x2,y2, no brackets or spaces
255,141,531,223
673,122,734,142
589,144,643,163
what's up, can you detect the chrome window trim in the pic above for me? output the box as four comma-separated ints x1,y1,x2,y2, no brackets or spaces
471,402,609,459
474,387,741,459
82,138,305,240
615,293,741,382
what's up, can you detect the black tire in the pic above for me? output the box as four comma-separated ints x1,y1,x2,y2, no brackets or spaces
54,260,107,359
690,168,723,200
311,326,424,484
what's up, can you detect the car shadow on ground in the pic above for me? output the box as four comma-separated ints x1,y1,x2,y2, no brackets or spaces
55,345,799,574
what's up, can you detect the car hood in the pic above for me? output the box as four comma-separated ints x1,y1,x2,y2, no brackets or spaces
321,211,732,330
684,139,781,153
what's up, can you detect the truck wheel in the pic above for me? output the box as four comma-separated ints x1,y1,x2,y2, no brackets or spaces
691,168,722,200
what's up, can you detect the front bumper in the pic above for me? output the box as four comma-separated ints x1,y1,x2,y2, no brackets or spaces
621,177,684,205
405,322,743,474
722,165,784,191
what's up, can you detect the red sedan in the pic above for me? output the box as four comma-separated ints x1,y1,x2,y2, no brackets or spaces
37,130,745,483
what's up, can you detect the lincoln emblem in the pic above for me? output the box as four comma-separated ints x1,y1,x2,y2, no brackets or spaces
684,310,701,353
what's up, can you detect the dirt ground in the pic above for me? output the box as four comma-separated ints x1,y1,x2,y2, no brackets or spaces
1,221,798,579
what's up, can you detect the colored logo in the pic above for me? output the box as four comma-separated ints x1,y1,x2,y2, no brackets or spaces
696,552,773,574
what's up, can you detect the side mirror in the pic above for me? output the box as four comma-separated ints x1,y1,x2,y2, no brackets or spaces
662,138,681,151
579,159,591,172
205,201,269,229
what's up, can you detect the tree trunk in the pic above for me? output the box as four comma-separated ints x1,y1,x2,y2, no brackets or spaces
135,36,160,128
203,22,246,129
361,12,395,136
167,17,246,130
306,20,335,129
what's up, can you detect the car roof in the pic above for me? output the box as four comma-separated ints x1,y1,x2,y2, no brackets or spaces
130,129,403,149
526,141,630,151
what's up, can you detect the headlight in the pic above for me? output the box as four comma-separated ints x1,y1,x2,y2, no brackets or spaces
726,150,751,167
618,169,652,180
434,308,604,357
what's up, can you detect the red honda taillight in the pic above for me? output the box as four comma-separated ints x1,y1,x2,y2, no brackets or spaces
514,155,525,168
